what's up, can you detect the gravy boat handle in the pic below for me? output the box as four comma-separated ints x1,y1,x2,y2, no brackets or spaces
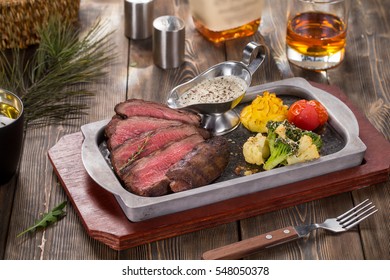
241,42,267,76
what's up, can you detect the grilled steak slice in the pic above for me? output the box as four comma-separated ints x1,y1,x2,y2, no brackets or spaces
104,115,121,138
120,134,205,196
115,98,201,126
167,136,230,193
106,116,183,150
105,99,230,197
110,124,210,173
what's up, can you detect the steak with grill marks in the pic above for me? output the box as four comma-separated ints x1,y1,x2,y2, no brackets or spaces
115,98,201,126
110,124,210,174
105,116,183,150
167,136,230,193
120,134,205,196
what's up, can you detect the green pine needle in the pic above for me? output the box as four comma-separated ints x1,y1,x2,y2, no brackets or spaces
0,15,117,125
17,201,67,237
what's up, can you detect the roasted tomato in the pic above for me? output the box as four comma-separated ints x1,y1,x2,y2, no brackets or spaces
287,100,328,130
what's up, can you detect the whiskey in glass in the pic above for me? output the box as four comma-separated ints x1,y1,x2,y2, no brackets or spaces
286,0,350,70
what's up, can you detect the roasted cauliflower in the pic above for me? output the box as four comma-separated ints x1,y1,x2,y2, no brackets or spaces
286,135,320,165
240,91,288,133
243,133,270,165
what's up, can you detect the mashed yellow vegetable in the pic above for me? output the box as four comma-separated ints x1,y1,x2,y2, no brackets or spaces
240,92,288,133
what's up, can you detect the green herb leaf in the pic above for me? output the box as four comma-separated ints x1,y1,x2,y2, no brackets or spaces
17,201,67,237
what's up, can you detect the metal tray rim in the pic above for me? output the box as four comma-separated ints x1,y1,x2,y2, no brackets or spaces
81,78,367,221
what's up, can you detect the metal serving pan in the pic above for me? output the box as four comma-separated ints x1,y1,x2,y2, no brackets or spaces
81,78,366,222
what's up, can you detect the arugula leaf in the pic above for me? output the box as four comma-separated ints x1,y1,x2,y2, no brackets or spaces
17,201,67,237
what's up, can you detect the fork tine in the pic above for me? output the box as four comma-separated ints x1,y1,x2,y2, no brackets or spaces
342,208,378,229
338,203,373,224
337,199,370,220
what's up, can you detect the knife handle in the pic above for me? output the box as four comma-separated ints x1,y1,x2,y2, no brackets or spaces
202,226,299,260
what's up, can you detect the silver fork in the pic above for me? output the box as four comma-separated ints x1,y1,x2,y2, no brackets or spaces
202,199,378,260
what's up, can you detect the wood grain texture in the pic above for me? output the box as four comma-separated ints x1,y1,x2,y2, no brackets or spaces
328,0,390,139
353,183,390,260
3,0,126,259
0,177,17,259
326,0,390,260
254,0,390,260
230,0,389,261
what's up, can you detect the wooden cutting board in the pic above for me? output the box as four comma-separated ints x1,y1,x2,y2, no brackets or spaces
48,83,390,250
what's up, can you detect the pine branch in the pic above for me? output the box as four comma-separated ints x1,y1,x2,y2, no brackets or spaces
0,15,117,125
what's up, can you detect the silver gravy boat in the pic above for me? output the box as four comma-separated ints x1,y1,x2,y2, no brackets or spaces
166,41,266,135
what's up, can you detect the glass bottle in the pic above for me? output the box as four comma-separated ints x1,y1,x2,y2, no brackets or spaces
189,0,264,44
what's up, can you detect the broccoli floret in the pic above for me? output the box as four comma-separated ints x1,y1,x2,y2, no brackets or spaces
266,120,281,133
265,121,279,148
263,120,323,170
263,137,298,170
269,119,322,150
283,120,303,141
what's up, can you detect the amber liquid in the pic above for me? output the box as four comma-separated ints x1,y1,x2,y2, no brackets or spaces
286,12,346,57
193,17,260,44
0,102,19,127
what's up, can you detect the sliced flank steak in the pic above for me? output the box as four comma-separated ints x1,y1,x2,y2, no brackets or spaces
114,98,201,126
120,134,205,196
167,136,230,193
104,98,230,197
110,124,210,174
105,116,183,151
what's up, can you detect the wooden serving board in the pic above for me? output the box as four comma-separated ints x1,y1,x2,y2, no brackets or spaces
48,83,390,251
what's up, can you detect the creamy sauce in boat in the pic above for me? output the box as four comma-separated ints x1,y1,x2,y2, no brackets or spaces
178,76,246,106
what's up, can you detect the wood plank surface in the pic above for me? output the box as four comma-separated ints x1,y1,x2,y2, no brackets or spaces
0,0,389,260
255,0,390,260
319,0,390,260
0,177,17,259
2,0,127,259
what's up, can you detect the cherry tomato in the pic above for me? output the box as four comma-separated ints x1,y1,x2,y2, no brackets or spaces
287,99,328,130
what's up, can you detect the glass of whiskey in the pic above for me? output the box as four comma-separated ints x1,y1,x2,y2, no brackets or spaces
286,0,350,70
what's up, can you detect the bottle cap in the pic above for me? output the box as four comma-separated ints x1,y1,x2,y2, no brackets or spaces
153,15,185,69
124,0,154,40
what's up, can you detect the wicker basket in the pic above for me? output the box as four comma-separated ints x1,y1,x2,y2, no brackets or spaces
0,0,80,49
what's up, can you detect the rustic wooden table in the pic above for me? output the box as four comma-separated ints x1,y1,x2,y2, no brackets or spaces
1,0,389,260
